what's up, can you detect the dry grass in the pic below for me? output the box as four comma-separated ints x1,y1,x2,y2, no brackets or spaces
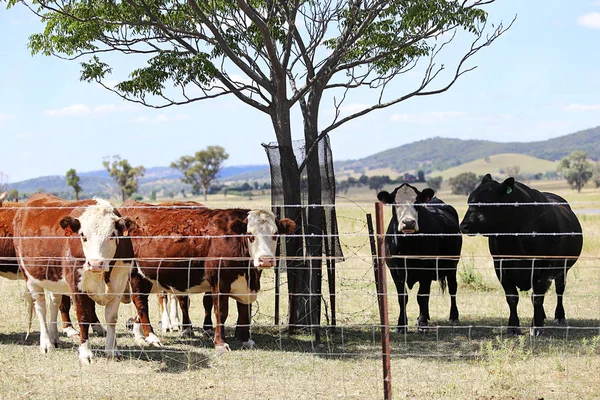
1,183,600,399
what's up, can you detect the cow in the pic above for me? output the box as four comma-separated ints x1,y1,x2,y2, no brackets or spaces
1,198,108,338
120,200,296,352
459,174,583,336
377,184,462,333
13,194,136,363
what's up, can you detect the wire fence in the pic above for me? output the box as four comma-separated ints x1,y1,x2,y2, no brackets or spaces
0,199,599,398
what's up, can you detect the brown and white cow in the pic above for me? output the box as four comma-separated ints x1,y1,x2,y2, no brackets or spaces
120,200,296,352
13,194,136,364
1,199,108,338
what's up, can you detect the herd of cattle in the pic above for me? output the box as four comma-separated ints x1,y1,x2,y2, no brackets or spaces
0,173,585,364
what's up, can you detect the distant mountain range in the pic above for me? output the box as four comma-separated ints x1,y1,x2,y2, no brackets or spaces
6,125,599,198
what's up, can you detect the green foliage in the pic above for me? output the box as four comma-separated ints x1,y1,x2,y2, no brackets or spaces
102,155,145,201
7,189,19,202
170,146,229,200
458,256,490,292
150,190,157,201
368,175,391,192
593,162,600,188
557,151,594,193
448,172,480,195
65,168,82,200
426,176,443,191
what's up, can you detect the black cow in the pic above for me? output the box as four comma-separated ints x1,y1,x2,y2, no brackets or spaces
459,174,583,336
378,184,462,333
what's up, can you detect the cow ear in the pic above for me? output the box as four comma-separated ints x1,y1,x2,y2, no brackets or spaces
377,191,394,204
229,218,248,234
482,173,493,183
116,217,137,237
501,177,515,195
419,188,435,203
60,216,80,236
277,218,297,234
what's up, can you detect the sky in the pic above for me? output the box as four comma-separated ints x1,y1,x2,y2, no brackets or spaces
1,1,599,183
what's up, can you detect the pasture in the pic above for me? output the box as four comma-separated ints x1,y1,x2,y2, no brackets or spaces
1,182,600,399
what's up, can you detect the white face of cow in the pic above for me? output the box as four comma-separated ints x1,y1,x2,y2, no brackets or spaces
246,210,280,269
393,186,420,233
70,199,122,273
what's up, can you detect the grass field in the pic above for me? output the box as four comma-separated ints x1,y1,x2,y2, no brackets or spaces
1,180,600,399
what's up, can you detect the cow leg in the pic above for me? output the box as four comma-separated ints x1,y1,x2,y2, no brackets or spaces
235,302,254,349
27,281,54,353
170,294,182,332
159,292,172,333
202,293,214,336
177,295,194,337
47,292,61,347
90,305,107,337
212,288,230,353
59,295,79,338
75,293,96,365
553,273,567,326
530,280,549,337
392,278,408,334
447,272,460,324
502,282,521,335
416,280,431,334
104,295,122,360
130,271,161,347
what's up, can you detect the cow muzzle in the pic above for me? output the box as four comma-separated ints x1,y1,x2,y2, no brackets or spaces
400,219,417,233
84,260,110,273
254,256,276,269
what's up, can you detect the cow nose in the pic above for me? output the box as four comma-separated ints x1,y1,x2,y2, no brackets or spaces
402,219,416,230
255,256,276,269
85,260,108,273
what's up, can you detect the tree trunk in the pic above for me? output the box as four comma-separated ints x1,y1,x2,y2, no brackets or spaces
203,185,208,201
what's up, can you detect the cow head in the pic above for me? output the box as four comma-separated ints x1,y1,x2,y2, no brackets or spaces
59,198,137,273
377,184,435,233
459,173,515,235
229,210,296,269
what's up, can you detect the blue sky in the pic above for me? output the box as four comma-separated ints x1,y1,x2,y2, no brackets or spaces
1,1,599,183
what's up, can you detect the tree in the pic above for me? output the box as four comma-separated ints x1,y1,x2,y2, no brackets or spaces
7,189,19,202
13,0,510,329
504,165,522,181
557,151,594,193
593,162,600,188
368,175,391,192
170,146,229,201
66,168,83,200
449,172,480,195
417,170,426,182
102,155,145,201
427,176,443,192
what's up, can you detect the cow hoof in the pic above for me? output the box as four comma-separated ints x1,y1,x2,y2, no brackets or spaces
63,327,79,338
553,318,567,326
203,328,214,337
78,345,94,365
107,349,123,361
507,327,522,336
241,339,256,350
530,327,543,337
449,318,459,325
395,326,407,334
215,344,231,354
92,323,107,337
417,326,428,334
181,327,195,338
146,333,162,347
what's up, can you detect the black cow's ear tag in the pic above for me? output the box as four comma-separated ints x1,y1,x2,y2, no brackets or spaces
506,186,513,195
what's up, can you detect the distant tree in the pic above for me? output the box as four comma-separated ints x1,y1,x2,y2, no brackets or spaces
591,162,600,188
150,190,157,201
102,155,145,201
65,168,83,200
7,189,19,202
336,180,350,195
358,175,369,186
240,182,252,191
171,146,229,201
557,151,594,193
533,173,543,180
417,170,425,182
544,171,559,180
504,165,522,180
181,189,187,198
347,177,358,187
427,176,444,192
369,175,391,193
449,172,480,195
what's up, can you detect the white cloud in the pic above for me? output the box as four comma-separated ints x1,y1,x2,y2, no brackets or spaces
577,12,600,29
564,103,600,112
132,114,189,124
44,103,137,117
0,113,16,121
390,111,468,123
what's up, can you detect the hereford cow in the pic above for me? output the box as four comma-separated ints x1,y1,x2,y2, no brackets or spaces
378,184,462,333
459,174,583,336
13,194,136,363
120,200,296,352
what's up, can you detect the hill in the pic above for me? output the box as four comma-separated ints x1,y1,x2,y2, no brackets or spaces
437,153,557,180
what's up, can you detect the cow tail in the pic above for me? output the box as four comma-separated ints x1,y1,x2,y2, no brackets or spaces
24,292,34,340
438,277,447,294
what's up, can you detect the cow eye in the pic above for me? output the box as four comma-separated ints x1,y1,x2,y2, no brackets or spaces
80,234,88,243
